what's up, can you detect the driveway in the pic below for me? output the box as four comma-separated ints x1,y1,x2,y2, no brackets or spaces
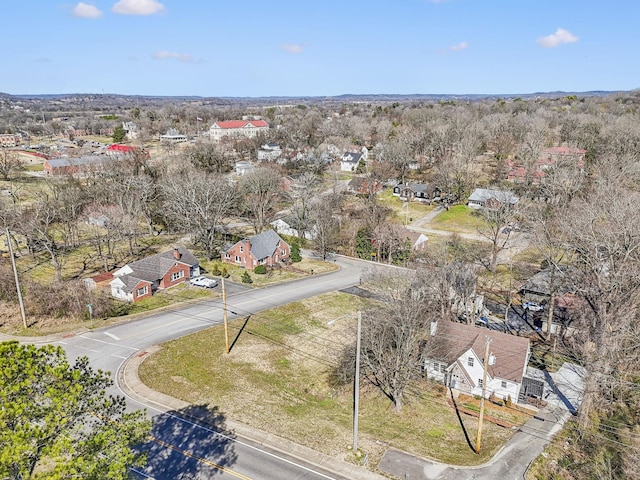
379,363,585,480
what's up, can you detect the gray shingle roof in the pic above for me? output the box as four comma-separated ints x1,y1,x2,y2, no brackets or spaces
520,265,575,297
249,230,285,260
117,275,150,293
46,156,114,168
124,246,198,282
468,188,518,205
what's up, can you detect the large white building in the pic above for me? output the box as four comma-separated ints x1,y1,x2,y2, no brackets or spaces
208,119,269,142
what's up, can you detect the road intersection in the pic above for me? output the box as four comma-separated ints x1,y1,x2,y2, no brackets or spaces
4,254,582,479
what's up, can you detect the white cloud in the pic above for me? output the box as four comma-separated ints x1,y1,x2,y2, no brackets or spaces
72,2,103,18
448,41,468,51
537,28,578,48
153,51,197,63
280,43,303,54
112,0,165,15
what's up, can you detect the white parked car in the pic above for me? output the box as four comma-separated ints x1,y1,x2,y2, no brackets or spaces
190,276,218,288
523,301,544,312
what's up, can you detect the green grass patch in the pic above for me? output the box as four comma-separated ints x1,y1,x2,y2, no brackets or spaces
377,187,435,223
430,205,487,233
23,163,44,172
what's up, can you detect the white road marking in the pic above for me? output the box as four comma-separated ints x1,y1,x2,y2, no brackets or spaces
79,334,138,350
104,331,121,341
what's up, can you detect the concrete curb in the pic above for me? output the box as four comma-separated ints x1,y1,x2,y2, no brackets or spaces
118,345,387,480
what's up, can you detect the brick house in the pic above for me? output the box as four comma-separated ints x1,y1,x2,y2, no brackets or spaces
221,230,290,269
109,247,200,302
347,176,383,195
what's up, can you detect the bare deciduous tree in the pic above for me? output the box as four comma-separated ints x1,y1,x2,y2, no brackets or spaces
162,171,237,259
475,197,517,272
358,272,432,412
0,150,25,181
238,168,282,234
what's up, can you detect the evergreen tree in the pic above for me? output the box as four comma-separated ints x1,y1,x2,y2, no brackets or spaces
290,243,302,263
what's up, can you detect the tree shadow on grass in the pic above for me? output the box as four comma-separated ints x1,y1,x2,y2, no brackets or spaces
135,404,238,479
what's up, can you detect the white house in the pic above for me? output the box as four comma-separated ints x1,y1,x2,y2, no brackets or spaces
271,217,317,240
257,143,282,162
160,128,187,143
235,161,255,176
339,147,369,172
424,320,531,403
468,188,518,209
209,119,269,142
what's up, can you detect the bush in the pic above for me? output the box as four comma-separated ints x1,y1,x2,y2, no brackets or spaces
254,265,267,275
211,263,221,276
24,280,113,320
0,263,19,303
221,266,229,278
290,243,302,263
241,271,253,284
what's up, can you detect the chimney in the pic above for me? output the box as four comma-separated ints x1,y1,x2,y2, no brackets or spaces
173,248,181,260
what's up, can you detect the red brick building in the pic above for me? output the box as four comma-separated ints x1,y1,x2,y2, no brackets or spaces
109,247,200,302
221,230,290,269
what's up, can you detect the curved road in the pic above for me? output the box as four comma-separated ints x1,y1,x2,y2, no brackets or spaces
37,256,382,480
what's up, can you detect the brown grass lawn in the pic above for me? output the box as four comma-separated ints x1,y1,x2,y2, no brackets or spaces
139,292,530,470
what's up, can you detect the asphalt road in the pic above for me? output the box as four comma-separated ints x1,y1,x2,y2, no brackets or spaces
44,256,374,480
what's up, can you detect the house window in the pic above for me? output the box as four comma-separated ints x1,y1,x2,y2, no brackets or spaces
225,253,230,259
235,256,241,263
432,362,439,371
240,246,244,253
281,249,286,255
136,285,148,297
440,364,447,374
468,357,474,367
501,381,507,388
170,270,184,282
478,379,483,388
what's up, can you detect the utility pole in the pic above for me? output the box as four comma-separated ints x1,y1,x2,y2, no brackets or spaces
353,310,362,453
222,277,229,354
6,227,27,329
475,338,492,454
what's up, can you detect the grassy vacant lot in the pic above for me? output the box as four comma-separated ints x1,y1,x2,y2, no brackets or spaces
377,187,435,224
140,291,529,470
429,205,487,234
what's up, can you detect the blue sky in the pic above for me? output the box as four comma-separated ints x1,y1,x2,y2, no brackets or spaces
2,0,639,97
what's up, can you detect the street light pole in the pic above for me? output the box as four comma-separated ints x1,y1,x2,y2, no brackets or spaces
475,338,492,453
222,277,230,354
6,227,27,329
353,310,362,453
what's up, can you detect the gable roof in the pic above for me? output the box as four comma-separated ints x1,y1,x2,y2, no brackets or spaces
426,320,530,383
212,120,269,129
46,155,114,168
249,229,287,260
520,265,576,297
117,246,198,283
468,188,518,205
342,152,362,163
112,275,151,293
107,144,138,153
